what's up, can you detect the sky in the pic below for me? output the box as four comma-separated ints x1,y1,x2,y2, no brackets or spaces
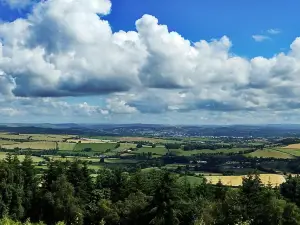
1,0,300,124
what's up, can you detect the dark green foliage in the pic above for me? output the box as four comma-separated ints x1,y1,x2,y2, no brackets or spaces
83,148,92,152
279,138,300,145
148,172,181,225
280,175,300,206
136,143,143,148
282,202,300,225
0,158,300,225
164,143,181,149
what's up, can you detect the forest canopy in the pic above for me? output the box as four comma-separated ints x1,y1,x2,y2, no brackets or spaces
0,155,300,225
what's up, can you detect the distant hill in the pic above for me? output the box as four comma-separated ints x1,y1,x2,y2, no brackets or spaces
1,123,300,138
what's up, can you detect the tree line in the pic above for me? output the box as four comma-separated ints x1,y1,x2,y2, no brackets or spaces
1,154,300,224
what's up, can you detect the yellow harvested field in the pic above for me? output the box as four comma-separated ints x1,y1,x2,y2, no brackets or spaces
282,144,300,149
205,174,286,187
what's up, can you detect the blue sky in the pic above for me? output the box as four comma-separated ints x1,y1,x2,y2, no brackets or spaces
106,0,299,57
0,0,300,124
1,0,298,57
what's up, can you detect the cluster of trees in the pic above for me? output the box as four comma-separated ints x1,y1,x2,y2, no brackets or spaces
164,142,262,152
165,143,182,149
1,155,300,224
278,138,300,145
182,143,226,151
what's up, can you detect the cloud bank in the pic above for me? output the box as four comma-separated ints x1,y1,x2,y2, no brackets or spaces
0,0,300,123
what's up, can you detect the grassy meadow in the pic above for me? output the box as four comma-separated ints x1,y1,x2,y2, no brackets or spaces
0,152,44,162
246,149,295,159
2,141,57,150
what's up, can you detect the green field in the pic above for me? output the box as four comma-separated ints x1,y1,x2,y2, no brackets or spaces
58,142,76,151
104,158,138,164
141,167,161,172
29,134,73,142
178,176,204,185
134,147,168,155
2,141,57,150
278,148,300,157
0,133,31,140
0,133,73,141
0,140,18,145
246,149,294,159
0,152,44,162
114,143,137,152
74,143,117,152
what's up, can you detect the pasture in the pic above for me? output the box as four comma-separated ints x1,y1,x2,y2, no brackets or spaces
178,176,204,185
2,141,57,150
0,133,73,142
205,174,286,187
114,143,137,152
0,140,18,145
104,158,138,164
58,142,76,151
0,133,31,141
134,147,168,156
246,149,294,159
279,148,300,157
0,152,44,162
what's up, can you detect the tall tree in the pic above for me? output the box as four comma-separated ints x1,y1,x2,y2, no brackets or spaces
148,172,181,225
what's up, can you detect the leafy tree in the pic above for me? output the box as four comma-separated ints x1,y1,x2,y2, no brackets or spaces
281,175,300,207
213,180,228,200
117,191,149,225
148,172,181,225
41,175,83,225
282,202,300,225
240,173,264,221
136,143,143,148
21,155,39,219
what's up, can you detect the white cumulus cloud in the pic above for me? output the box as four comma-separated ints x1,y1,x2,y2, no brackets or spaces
0,0,300,123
